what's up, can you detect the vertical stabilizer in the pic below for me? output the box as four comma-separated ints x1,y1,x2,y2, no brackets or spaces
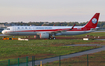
83,13,100,29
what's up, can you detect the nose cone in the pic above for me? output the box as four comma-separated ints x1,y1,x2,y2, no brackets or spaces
2,30,5,34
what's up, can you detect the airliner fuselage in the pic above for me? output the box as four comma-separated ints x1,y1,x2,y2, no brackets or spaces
2,26,92,36
2,13,100,39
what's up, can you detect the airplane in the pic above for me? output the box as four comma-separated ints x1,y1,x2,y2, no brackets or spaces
2,13,100,39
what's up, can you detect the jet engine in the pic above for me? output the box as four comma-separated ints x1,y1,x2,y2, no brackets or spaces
39,33,49,39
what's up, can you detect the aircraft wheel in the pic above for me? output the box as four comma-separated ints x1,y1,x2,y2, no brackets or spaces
49,37,52,39
53,37,56,39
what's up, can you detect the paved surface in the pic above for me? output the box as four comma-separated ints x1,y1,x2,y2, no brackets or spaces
66,44,105,46
0,34,9,36
11,44,105,66
94,31,105,32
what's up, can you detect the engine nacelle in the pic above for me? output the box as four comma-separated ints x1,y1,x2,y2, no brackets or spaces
40,33,49,39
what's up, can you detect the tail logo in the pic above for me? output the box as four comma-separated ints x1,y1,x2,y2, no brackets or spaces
92,18,97,24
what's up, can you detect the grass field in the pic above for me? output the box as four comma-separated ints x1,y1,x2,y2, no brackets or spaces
0,32,105,66
44,51,105,66
41,32,105,66
0,39,101,61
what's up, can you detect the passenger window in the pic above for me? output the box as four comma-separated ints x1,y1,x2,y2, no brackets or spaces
22,27,24,29
18,27,20,29
25,27,27,29
29,27,31,29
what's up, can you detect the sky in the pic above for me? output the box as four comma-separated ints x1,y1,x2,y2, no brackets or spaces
0,0,105,22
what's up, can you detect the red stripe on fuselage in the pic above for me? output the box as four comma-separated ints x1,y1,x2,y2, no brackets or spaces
14,28,91,32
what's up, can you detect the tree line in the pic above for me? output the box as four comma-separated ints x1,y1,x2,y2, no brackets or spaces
0,21,105,28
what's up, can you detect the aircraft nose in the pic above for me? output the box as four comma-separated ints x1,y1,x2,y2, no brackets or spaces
2,30,5,34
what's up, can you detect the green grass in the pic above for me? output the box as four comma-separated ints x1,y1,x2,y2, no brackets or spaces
0,32,104,65
0,39,101,61
44,52,105,66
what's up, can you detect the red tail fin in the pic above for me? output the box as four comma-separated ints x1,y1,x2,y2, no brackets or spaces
83,13,100,29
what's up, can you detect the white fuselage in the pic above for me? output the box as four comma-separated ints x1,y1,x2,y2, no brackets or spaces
1,13,100,39
2,26,93,36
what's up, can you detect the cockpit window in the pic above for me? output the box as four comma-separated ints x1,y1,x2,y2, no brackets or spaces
6,28,10,30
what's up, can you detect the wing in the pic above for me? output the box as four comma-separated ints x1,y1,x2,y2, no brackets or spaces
50,24,75,34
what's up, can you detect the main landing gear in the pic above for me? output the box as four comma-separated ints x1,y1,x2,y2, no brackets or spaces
49,34,56,39
53,37,56,39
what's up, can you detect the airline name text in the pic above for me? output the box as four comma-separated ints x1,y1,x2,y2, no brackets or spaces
36,27,52,29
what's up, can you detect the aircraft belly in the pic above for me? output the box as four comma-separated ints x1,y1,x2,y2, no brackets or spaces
10,32,37,35
61,31,86,35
